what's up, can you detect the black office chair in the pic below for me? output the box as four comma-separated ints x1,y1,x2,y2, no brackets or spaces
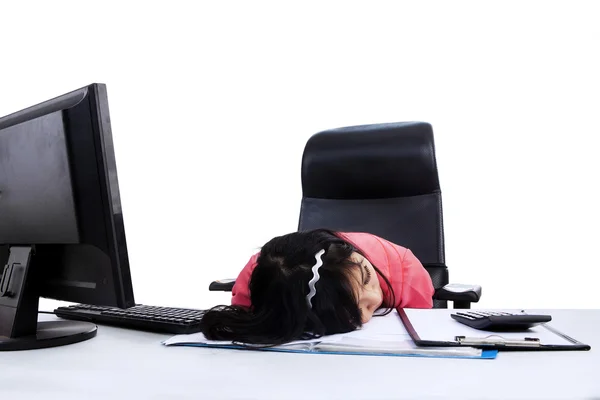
210,122,481,309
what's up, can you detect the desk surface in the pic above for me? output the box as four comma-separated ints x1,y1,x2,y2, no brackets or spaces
1,309,598,400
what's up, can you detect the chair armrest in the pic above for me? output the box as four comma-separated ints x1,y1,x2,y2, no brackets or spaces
434,283,482,309
209,279,236,292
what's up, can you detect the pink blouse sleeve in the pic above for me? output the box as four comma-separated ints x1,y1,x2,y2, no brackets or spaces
398,248,435,308
230,252,259,308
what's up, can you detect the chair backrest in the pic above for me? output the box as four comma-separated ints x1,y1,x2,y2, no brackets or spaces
298,122,449,307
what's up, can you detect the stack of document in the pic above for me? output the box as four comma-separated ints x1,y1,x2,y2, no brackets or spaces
163,309,497,359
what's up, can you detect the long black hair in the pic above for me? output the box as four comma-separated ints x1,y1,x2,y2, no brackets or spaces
199,229,396,346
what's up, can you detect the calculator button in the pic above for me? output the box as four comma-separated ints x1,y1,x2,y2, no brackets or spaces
469,311,488,317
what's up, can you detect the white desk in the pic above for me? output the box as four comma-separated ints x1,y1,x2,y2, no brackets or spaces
1,310,598,400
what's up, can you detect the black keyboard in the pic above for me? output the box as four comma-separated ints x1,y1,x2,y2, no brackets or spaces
54,304,206,334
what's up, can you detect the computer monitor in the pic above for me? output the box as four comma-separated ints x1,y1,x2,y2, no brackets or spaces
0,83,135,351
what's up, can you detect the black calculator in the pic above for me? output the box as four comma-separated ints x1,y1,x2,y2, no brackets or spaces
451,311,552,331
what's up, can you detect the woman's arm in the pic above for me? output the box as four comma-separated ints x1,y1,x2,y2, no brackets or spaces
397,247,435,308
230,252,259,308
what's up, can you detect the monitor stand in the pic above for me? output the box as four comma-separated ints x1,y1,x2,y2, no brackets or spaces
0,246,97,351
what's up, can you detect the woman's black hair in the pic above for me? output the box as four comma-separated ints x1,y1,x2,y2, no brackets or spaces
199,229,396,346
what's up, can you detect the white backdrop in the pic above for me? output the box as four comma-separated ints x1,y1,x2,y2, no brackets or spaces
1,1,598,311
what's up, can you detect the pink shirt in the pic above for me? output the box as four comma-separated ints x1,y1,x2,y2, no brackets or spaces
231,232,435,309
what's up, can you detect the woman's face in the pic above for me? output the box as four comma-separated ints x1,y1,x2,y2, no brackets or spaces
348,252,383,323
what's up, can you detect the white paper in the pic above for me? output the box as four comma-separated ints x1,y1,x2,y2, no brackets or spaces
163,310,483,357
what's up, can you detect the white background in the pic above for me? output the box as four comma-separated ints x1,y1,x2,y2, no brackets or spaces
1,1,598,311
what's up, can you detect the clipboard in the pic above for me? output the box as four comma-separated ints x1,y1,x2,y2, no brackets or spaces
398,308,591,351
